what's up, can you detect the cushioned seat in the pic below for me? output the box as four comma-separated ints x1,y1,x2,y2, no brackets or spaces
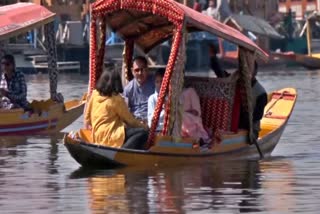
184,75,240,136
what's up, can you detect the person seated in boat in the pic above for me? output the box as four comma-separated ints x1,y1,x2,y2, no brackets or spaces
147,68,166,132
123,56,155,124
0,54,29,110
247,63,268,139
209,50,268,139
180,87,210,144
205,0,219,20
84,69,149,150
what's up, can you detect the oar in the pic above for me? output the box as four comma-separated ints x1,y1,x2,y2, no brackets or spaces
253,138,264,159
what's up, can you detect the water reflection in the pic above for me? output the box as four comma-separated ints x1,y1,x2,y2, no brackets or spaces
259,160,295,213
0,136,65,212
69,160,295,213
2,71,320,213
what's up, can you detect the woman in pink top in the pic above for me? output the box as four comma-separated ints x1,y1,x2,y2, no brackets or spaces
180,88,209,142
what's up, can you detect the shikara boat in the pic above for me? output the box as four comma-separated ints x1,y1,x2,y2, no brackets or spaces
272,11,320,69
271,51,320,69
0,3,85,135
64,0,297,168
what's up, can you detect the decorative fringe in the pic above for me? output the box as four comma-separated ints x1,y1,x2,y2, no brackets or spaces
146,25,183,148
96,17,107,81
238,48,254,144
167,33,185,137
124,39,134,82
89,17,97,93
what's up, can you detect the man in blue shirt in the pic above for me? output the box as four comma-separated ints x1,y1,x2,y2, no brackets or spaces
123,56,155,123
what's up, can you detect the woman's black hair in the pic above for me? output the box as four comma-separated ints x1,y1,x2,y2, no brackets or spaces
155,68,165,78
1,54,15,67
95,69,123,96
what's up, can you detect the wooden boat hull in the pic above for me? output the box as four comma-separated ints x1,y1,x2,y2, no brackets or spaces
295,54,320,69
222,51,291,68
64,123,285,168
64,88,296,168
271,52,320,69
0,99,84,136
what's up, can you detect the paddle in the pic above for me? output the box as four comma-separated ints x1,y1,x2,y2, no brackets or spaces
253,138,264,159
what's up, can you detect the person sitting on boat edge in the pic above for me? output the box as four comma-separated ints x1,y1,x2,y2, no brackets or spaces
147,68,166,132
84,69,149,150
209,50,267,139
123,56,155,124
0,54,29,110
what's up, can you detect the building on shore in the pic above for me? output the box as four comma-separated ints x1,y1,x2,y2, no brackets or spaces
278,0,319,20
229,0,279,21
0,0,91,22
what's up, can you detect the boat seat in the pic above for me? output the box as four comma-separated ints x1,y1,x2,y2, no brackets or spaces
184,75,240,136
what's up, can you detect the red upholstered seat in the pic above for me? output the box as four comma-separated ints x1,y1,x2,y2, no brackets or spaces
200,97,230,133
184,76,240,136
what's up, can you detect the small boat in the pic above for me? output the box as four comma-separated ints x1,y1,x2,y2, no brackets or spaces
64,0,297,168
0,3,85,135
272,11,320,69
64,88,296,167
271,51,320,69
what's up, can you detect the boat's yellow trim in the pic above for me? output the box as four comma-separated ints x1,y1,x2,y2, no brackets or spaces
260,88,296,138
0,98,85,134
311,53,320,58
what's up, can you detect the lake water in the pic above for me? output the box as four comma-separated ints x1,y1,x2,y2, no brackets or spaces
1,69,320,213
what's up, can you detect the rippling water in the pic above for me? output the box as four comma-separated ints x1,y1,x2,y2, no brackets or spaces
1,69,320,213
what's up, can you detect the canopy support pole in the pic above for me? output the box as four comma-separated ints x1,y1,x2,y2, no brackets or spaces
95,17,107,81
44,22,63,102
238,48,263,158
89,17,97,93
147,26,183,148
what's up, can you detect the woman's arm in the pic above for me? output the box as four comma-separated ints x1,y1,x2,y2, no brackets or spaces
84,93,93,129
115,95,148,129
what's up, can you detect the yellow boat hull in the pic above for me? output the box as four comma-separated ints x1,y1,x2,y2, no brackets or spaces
64,88,296,168
0,98,85,136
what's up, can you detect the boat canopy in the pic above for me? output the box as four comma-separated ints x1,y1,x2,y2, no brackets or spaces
224,14,283,39
89,0,266,147
0,3,55,41
91,0,268,60
0,3,62,103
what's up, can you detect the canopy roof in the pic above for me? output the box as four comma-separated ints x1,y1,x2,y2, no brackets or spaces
92,0,268,60
224,14,283,39
0,3,55,41
306,11,320,20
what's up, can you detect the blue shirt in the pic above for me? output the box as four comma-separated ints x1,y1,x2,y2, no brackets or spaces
147,91,164,131
123,76,155,121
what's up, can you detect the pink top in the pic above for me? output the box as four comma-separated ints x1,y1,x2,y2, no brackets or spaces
180,88,209,140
